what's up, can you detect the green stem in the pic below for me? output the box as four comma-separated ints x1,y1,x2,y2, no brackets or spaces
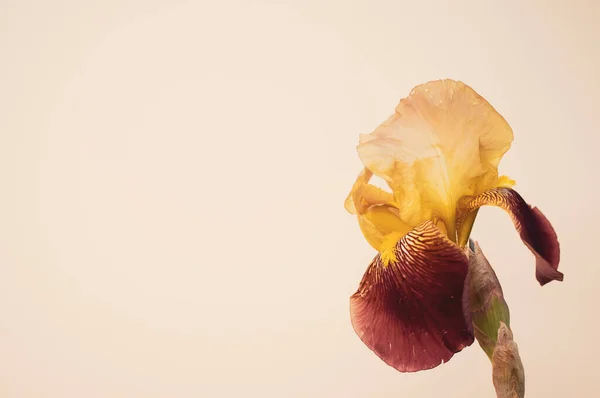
467,240,525,398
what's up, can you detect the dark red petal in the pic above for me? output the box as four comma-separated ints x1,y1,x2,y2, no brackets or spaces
463,187,562,286
350,221,474,372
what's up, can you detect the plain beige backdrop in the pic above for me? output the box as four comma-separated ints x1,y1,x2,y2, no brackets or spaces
1,0,599,397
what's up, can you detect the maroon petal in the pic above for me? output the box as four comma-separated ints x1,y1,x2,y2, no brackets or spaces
350,221,474,372
463,187,562,286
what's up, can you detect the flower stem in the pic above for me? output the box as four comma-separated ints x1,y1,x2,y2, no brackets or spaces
467,240,525,397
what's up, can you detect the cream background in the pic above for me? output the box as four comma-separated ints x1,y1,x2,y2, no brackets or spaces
1,0,598,397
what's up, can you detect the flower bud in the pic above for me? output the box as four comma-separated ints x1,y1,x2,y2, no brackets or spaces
466,240,510,358
492,322,525,398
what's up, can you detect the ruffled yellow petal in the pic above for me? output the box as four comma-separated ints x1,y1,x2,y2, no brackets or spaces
344,169,393,215
345,169,411,253
356,80,514,242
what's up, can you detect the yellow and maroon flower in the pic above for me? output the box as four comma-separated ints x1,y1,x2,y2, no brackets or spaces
345,79,562,372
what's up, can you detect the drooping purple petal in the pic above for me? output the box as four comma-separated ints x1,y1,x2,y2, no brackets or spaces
350,221,474,372
461,187,562,286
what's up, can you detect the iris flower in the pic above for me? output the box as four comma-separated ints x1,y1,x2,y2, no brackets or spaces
345,79,562,372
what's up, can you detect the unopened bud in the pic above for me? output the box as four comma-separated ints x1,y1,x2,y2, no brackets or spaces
466,240,511,358
492,322,525,398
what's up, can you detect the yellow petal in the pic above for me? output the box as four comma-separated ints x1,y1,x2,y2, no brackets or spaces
344,169,393,215
358,206,410,255
357,80,514,241
345,169,411,252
